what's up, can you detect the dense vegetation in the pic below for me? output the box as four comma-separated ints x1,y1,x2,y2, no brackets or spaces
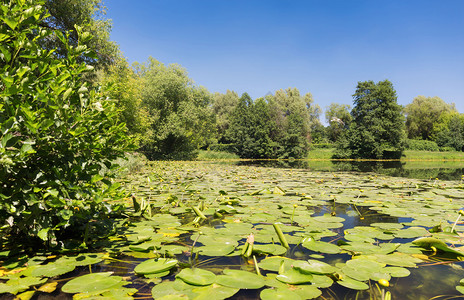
0,0,132,245
1,0,464,247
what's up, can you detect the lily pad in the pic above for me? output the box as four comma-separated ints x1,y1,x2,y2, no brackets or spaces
134,258,178,275
176,268,216,286
191,284,239,300
337,276,369,290
62,272,126,294
276,267,313,284
260,288,303,300
293,259,338,275
215,269,265,289
302,239,340,254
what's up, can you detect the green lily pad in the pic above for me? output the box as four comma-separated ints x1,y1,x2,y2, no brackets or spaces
394,227,429,239
134,258,178,275
412,237,464,256
0,277,46,295
337,276,369,290
382,266,411,277
302,239,340,254
293,259,338,275
191,283,239,300
62,272,125,294
258,256,295,272
151,280,196,299
176,268,216,286
260,288,303,300
276,267,313,284
197,244,235,256
55,253,104,267
252,244,288,256
215,269,265,289
30,262,76,278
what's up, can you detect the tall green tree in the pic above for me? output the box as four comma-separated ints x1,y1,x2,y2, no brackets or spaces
335,80,406,159
137,58,215,160
0,0,132,244
100,58,150,146
212,90,239,144
267,88,314,157
404,96,455,140
42,0,119,69
433,112,464,151
325,103,352,143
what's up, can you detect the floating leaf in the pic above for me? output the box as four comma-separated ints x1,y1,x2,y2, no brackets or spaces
260,288,302,300
337,276,369,290
61,272,125,294
191,283,239,300
276,267,313,284
176,268,216,286
134,258,178,275
215,269,265,289
293,259,338,275
302,239,340,254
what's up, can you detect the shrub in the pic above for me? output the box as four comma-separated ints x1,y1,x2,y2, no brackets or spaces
0,1,133,246
405,139,440,151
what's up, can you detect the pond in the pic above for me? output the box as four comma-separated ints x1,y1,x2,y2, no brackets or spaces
2,160,464,299
237,159,464,181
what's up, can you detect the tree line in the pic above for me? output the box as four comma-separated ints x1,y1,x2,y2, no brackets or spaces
0,0,462,244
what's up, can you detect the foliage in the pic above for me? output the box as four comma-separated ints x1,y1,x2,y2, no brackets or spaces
325,103,351,142
0,0,132,244
99,58,150,146
434,112,464,151
136,58,216,160
42,0,119,69
405,139,440,152
226,89,316,159
227,93,275,159
404,96,455,141
334,80,406,159
212,90,239,144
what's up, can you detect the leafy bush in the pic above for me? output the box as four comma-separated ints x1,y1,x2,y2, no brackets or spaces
439,147,456,152
310,143,335,149
405,139,440,151
0,1,133,245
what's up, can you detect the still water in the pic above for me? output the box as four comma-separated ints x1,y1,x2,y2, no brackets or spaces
237,159,464,181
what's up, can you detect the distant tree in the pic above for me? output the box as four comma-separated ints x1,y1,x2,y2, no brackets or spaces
42,0,119,69
404,96,455,140
267,88,313,158
325,103,352,143
137,58,215,160
212,90,239,144
434,112,464,151
335,80,406,159
100,58,150,146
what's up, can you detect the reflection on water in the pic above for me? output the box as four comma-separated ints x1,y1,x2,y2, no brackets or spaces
237,159,464,181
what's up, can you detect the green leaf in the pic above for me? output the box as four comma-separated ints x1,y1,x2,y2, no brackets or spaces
175,268,216,286
37,228,49,241
62,272,124,294
260,288,303,300
1,16,18,30
215,269,265,289
134,258,178,275
63,87,72,100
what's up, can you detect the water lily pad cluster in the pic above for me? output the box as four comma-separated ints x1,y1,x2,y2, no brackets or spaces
2,161,464,299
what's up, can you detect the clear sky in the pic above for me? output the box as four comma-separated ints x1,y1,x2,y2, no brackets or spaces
105,0,464,120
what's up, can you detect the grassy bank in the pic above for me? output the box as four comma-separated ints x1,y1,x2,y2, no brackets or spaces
197,148,464,161
307,148,464,161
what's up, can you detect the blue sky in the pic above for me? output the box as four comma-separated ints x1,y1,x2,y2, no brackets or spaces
105,0,464,120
